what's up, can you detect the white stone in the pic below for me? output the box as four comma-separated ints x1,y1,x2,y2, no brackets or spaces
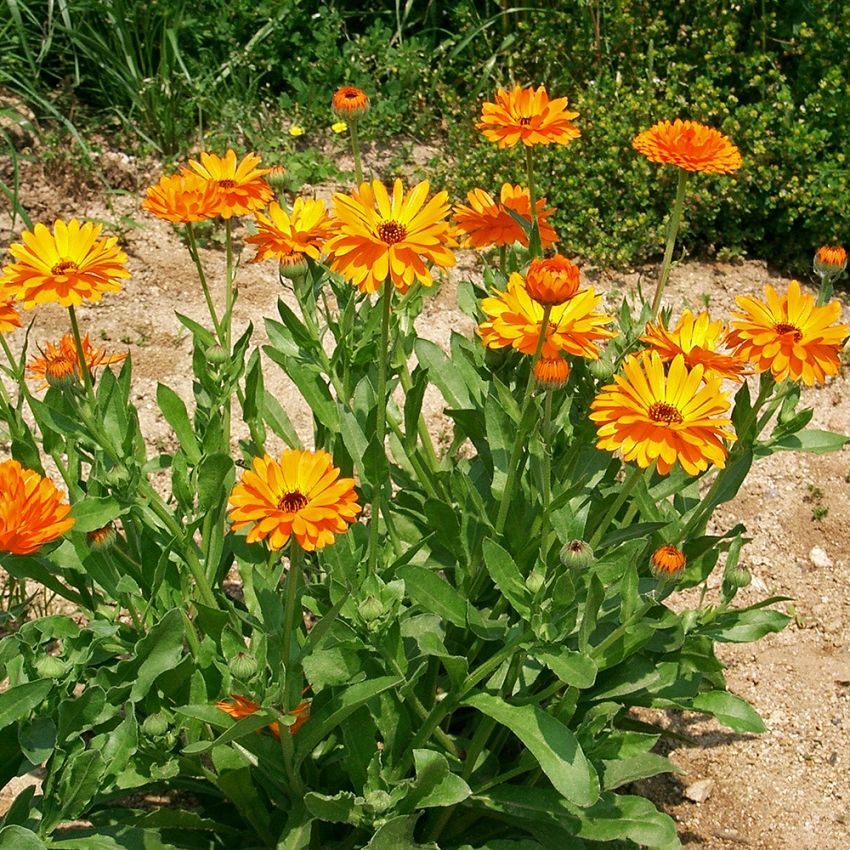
684,778,715,803
809,546,834,569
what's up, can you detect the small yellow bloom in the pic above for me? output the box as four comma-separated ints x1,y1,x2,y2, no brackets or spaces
332,121,348,134
289,125,305,137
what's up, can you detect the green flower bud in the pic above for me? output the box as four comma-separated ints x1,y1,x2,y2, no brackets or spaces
588,356,615,382
358,595,384,623
229,652,258,681
559,539,595,570
104,466,130,489
725,565,751,589
142,711,170,738
205,344,229,366
86,524,117,552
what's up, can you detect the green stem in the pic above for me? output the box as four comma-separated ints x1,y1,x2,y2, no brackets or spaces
367,283,393,573
494,305,552,535
67,305,97,405
524,146,541,259
651,168,689,317
591,598,654,661
349,120,364,185
185,222,224,343
539,388,554,564
588,464,643,549
282,539,303,685
498,245,507,278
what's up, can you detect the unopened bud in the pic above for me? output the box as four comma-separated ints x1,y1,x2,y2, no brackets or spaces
279,253,310,282
725,565,751,589
559,539,595,570
649,544,686,582
142,712,170,737
104,466,130,489
205,345,229,366
813,245,847,278
266,166,287,192
86,524,117,552
533,356,570,390
588,356,615,382
229,652,258,681
358,595,384,623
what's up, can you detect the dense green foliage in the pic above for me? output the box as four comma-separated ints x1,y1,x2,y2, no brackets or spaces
2,1,848,268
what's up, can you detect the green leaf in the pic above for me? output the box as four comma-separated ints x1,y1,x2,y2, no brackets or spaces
196,453,235,512
600,752,679,790
398,565,467,628
302,646,364,688
692,691,765,733
0,679,52,728
702,606,789,643
482,540,532,619
263,390,302,448
415,339,472,409
304,791,365,826
19,716,56,765
463,693,599,807
53,749,106,824
531,646,597,689
156,383,201,465
763,429,850,455
264,348,339,432
182,712,272,755
403,749,471,810
365,814,438,850
0,826,46,850
70,497,125,533
129,609,185,702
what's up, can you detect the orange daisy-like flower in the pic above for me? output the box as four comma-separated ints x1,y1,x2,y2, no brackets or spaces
228,449,361,551
650,545,686,580
141,172,222,223
0,219,130,309
453,184,558,249
726,280,849,385
533,355,570,390
632,119,742,174
478,273,616,360
477,85,580,148
525,254,581,306
215,694,310,738
589,351,736,476
187,150,273,219
325,179,456,294
0,300,22,334
332,86,369,118
247,198,334,265
641,309,747,381
27,333,127,389
814,245,847,276
0,458,75,555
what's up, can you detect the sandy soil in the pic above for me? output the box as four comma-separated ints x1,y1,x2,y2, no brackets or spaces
0,148,848,850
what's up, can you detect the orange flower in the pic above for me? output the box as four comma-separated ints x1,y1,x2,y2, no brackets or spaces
0,300,22,334
0,459,75,555
814,245,847,275
478,273,615,360
27,333,127,389
228,449,361,551
726,280,849,385
632,119,742,174
332,86,369,118
325,179,456,294
187,150,273,219
453,184,558,249
0,219,130,309
525,255,581,306
641,310,747,381
650,545,686,580
533,355,570,389
141,172,222,223
247,198,334,265
215,694,310,738
589,351,735,476
477,85,580,148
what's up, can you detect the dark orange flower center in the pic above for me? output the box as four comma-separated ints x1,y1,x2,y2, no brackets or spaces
377,220,407,244
775,322,802,341
519,117,532,126
648,401,684,424
278,490,308,512
51,259,78,276
344,91,359,100
218,179,237,189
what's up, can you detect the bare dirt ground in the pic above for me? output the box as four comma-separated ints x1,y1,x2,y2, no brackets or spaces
0,148,848,850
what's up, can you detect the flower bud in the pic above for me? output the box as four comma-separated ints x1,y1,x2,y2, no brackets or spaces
229,652,258,681
813,245,847,278
44,356,79,390
649,544,686,581
142,711,170,737
279,253,310,282
588,356,615,382
534,356,570,390
86,524,117,552
332,86,369,120
104,466,131,490
559,539,594,570
35,655,67,679
358,595,384,623
724,565,751,589
525,254,581,306
205,344,229,366
266,165,287,192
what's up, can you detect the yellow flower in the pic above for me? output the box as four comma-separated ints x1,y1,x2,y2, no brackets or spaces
589,351,736,476
640,309,747,381
142,172,222,223
0,459,75,555
0,300,22,334
27,333,127,390
289,125,305,137
325,179,456,294
186,149,273,219
331,121,348,134
477,85,580,148
478,273,615,360
247,198,334,265
0,219,129,309
726,280,849,385
228,449,360,552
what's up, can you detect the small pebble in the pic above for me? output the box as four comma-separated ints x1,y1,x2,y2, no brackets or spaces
809,546,834,569
684,778,715,803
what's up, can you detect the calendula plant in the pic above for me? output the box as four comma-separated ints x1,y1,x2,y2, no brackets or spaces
0,84,847,850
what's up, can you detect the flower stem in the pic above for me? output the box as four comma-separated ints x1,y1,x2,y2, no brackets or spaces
185,222,224,343
494,305,552,535
67,305,97,405
539,388,554,563
282,539,303,687
524,146,541,259
368,283,393,572
349,121,364,186
588,463,643,549
651,168,689,317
